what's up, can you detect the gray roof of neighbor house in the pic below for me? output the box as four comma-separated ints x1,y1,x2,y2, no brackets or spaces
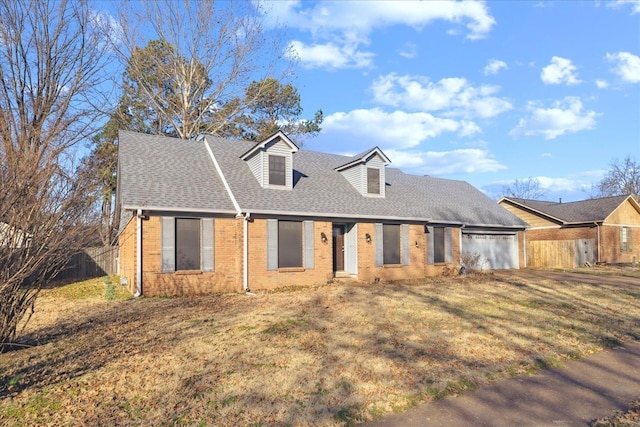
501,195,633,223
117,131,527,228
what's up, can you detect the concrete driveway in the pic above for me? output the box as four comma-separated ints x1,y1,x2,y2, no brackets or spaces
494,268,640,287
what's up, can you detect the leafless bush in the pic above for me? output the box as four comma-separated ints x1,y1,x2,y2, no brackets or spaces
0,0,109,351
460,252,488,274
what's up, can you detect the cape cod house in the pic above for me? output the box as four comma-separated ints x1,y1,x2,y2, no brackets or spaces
117,131,527,296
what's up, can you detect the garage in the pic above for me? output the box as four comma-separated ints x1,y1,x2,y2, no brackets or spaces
461,232,519,270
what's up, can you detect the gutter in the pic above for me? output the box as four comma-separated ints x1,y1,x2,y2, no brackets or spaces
122,205,238,216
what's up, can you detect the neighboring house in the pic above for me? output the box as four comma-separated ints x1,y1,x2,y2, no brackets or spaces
0,221,31,248
117,130,527,296
499,195,640,268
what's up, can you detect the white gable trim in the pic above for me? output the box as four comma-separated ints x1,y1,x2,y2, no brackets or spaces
204,138,242,216
334,146,391,172
239,131,298,160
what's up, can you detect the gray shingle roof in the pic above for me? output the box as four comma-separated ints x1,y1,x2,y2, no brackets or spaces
504,196,630,223
117,131,526,228
117,130,237,213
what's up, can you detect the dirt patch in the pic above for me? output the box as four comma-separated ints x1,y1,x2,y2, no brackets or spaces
1,273,639,425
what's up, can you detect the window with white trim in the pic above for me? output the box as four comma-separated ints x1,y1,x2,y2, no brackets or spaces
269,155,286,186
367,167,380,195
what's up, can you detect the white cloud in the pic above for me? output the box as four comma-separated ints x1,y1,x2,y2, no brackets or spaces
386,148,506,174
263,1,495,38
260,0,495,69
492,175,589,194
536,176,584,192
483,59,508,75
541,152,553,157
541,56,582,85
510,97,600,140
606,51,640,83
606,0,640,14
398,42,417,59
89,9,123,48
371,73,512,119
595,79,609,89
323,108,479,149
287,40,374,69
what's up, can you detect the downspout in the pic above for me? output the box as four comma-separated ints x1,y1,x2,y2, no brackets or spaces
243,212,253,294
459,225,464,267
595,222,601,263
134,208,142,297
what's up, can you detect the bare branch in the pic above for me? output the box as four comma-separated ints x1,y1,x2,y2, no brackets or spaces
502,177,547,200
0,0,109,351
112,0,290,140
592,156,640,198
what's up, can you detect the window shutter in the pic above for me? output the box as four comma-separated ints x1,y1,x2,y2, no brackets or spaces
267,219,278,270
401,224,410,265
375,223,383,266
629,228,633,250
161,217,175,272
445,227,453,264
620,227,623,251
201,218,214,272
304,220,314,269
426,226,434,265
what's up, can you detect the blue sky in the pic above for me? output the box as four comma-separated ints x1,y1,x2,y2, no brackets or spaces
259,0,640,201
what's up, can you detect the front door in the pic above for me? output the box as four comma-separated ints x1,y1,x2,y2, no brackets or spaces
333,224,345,272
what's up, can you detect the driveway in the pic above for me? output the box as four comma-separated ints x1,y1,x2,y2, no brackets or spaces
493,268,640,288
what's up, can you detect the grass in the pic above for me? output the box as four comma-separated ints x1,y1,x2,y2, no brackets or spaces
46,276,129,301
1,271,639,426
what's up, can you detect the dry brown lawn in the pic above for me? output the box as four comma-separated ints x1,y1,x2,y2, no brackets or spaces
1,270,639,426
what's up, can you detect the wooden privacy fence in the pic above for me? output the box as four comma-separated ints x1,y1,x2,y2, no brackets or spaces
56,246,118,280
526,239,596,268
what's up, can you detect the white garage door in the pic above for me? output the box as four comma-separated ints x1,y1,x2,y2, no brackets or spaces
461,233,519,270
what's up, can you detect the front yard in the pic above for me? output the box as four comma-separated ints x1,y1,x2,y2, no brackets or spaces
1,271,639,426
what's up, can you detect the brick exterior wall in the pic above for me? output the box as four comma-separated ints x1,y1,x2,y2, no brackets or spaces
137,216,244,296
118,216,137,294
118,213,513,296
600,225,640,264
247,219,334,290
526,226,597,241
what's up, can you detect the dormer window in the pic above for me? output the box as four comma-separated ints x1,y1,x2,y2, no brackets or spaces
335,147,390,198
269,155,286,186
367,168,380,195
240,131,299,190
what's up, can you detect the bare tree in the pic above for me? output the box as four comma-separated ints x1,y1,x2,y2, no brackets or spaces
592,156,640,198
0,0,110,351
114,0,291,140
502,177,547,200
